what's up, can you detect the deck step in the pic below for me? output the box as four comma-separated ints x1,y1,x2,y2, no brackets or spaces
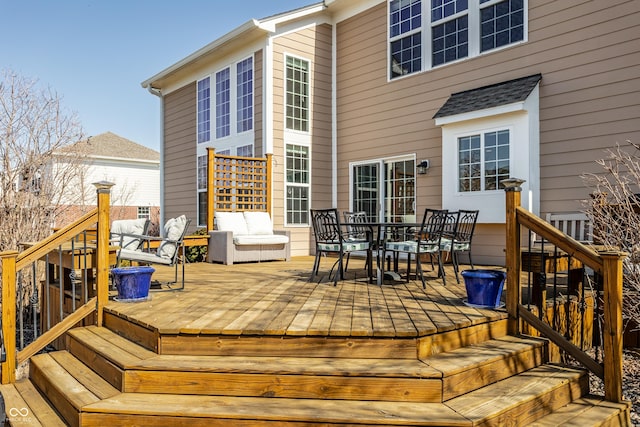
28,351,120,427
0,381,66,427
78,364,590,426
528,396,632,426
66,326,547,402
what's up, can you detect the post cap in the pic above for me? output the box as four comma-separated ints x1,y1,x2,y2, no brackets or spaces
501,177,526,192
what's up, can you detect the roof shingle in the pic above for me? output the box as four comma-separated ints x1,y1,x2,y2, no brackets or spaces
433,74,542,119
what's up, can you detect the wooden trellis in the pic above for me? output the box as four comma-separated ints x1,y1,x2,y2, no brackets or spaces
206,147,272,231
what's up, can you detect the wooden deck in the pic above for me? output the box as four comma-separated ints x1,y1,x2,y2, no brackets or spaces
1,256,632,426
104,256,509,357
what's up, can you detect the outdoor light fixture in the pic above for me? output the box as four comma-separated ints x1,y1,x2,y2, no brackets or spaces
417,160,430,175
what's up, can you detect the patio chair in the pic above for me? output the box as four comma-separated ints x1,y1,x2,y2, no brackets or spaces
116,215,191,291
383,208,449,288
110,218,150,250
310,208,371,286
441,210,479,283
342,211,372,273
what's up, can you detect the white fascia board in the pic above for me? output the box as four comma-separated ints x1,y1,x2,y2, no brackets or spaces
434,101,526,126
258,3,326,29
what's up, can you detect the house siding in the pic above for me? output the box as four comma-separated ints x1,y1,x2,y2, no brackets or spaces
163,83,198,232
335,0,640,265
272,23,333,256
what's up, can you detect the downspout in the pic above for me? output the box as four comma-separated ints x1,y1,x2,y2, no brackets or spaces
331,19,337,208
147,86,165,232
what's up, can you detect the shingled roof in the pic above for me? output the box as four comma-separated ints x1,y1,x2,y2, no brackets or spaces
70,132,159,162
433,74,542,119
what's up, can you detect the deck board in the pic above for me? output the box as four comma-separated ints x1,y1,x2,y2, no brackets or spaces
104,257,507,341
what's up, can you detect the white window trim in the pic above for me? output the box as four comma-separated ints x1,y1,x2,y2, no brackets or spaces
387,0,528,81
438,85,539,224
283,52,312,139
284,142,312,227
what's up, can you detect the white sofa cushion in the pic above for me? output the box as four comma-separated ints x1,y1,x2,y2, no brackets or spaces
215,212,249,236
243,211,274,235
233,234,290,245
111,218,148,250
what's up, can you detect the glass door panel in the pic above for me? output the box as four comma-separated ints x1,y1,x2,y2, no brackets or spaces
352,158,415,223
352,163,379,221
384,159,415,223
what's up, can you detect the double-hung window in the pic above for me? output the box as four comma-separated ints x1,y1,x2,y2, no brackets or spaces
285,144,310,225
389,0,526,78
458,129,510,192
285,56,310,132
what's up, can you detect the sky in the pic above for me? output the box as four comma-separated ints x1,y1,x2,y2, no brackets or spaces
0,0,314,151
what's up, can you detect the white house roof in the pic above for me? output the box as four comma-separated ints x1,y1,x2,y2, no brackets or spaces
65,132,160,163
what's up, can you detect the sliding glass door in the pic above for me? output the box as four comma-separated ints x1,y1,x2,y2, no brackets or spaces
352,157,415,223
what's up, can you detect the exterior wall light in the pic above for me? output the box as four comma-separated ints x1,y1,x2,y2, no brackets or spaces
417,160,430,175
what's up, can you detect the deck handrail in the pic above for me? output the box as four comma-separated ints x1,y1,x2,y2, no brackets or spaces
503,178,625,403
0,182,113,384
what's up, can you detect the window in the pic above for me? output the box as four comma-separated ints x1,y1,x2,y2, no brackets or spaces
237,144,253,157
137,206,150,220
286,144,310,225
285,56,309,132
389,0,422,77
480,0,524,52
197,77,210,143
197,155,208,226
216,68,230,138
389,0,526,78
458,129,509,192
236,57,253,133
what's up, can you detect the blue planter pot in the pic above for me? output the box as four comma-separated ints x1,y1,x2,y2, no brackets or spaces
461,269,506,309
111,266,155,302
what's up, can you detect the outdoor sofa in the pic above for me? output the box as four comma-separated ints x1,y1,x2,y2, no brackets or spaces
208,211,290,265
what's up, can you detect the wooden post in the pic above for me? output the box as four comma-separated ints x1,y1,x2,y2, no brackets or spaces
503,178,525,336
207,147,215,232
0,250,18,384
266,153,273,215
94,181,114,327
600,251,625,402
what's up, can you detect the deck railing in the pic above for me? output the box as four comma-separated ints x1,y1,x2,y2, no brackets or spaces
503,178,625,403
0,182,112,384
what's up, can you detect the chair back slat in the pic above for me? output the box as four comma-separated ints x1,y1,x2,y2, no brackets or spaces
311,209,343,243
455,210,479,243
343,211,369,240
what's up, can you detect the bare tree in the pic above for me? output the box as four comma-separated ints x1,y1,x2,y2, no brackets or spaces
0,69,87,253
582,140,640,328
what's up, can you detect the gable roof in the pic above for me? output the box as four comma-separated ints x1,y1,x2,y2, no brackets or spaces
141,2,325,91
433,74,542,119
70,132,160,162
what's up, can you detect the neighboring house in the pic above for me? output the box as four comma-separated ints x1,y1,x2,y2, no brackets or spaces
54,132,160,229
142,0,640,265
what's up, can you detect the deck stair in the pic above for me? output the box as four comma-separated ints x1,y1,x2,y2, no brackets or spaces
0,322,630,426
